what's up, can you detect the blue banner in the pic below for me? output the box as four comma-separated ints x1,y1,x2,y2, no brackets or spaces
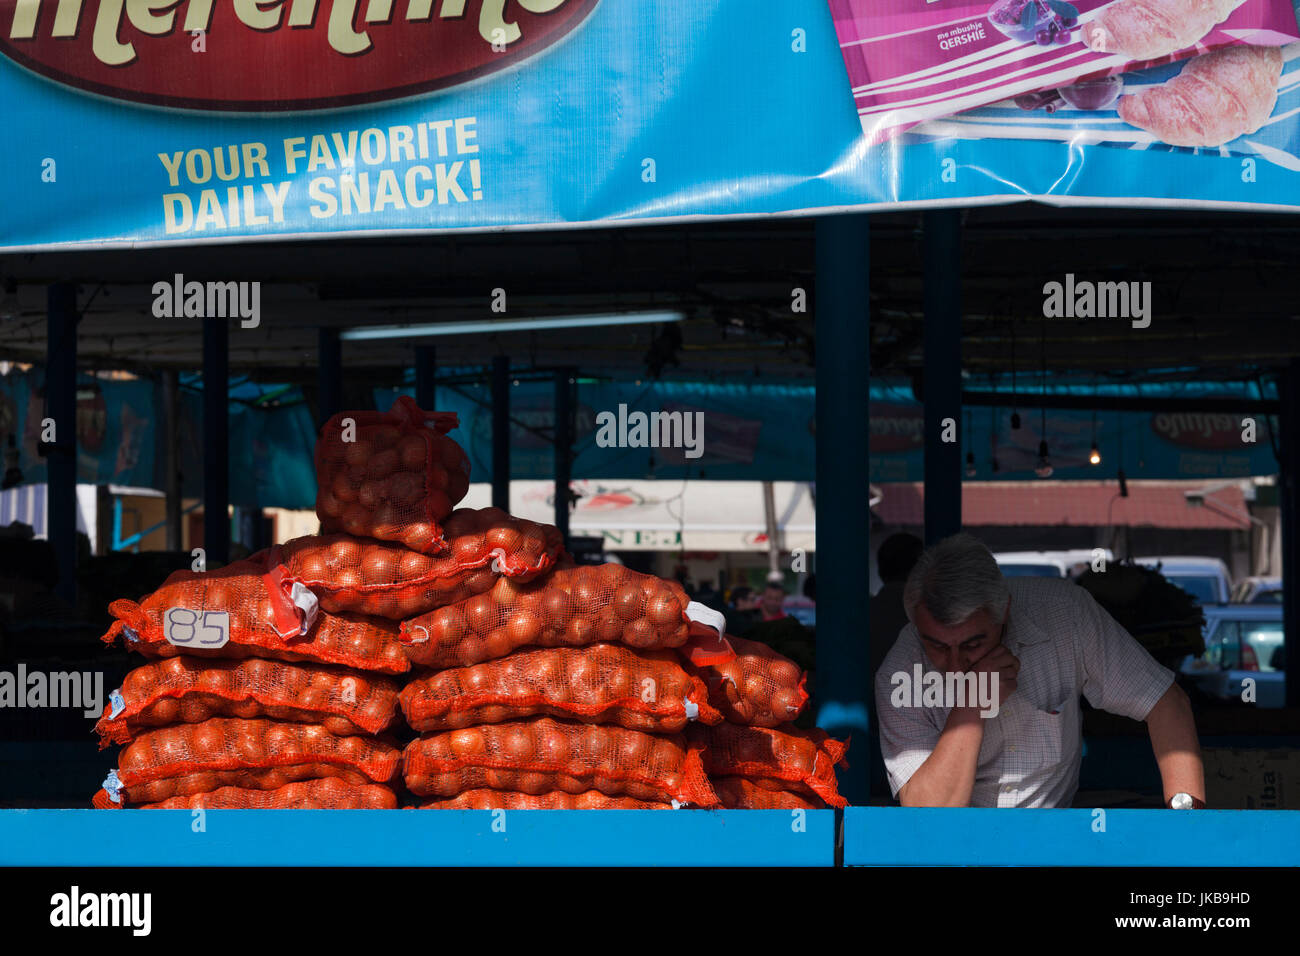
6,1,1300,253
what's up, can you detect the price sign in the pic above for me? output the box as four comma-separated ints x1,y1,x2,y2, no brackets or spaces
163,608,231,649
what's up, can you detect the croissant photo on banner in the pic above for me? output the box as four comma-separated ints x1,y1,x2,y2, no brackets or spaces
909,42,1300,167
830,0,1300,142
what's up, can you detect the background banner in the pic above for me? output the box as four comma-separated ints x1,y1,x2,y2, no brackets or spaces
0,373,1277,508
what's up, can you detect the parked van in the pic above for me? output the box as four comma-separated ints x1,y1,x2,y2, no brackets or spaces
994,549,1114,580
1133,556,1232,605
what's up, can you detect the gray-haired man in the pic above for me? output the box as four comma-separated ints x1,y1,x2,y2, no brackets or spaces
874,533,1205,808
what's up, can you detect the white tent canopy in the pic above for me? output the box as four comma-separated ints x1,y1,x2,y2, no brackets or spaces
461,480,816,552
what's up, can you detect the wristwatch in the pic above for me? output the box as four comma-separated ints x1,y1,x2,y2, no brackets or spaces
1169,792,1206,809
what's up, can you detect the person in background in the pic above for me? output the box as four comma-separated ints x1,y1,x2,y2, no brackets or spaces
759,579,789,622
868,532,924,800
869,533,925,682
746,576,812,657
693,577,724,612
726,585,761,636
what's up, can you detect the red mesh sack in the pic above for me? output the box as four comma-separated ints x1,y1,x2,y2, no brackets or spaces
682,633,809,727
102,555,316,641
276,509,562,619
136,778,398,809
104,582,408,675
315,396,469,553
696,723,849,808
95,656,400,746
711,776,829,810
403,716,720,807
400,643,723,733
93,764,389,808
418,789,672,809
93,717,400,808
401,563,693,669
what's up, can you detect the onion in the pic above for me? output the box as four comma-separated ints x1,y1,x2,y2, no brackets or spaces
397,434,428,470
621,618,656,647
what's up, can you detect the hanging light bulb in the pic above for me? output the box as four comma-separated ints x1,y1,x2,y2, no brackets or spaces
1035,439,1053,478
965,451,976,477
1088,406,1100,465
1034,399,1051,477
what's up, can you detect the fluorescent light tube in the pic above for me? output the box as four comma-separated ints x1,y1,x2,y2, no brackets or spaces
340,311,685,342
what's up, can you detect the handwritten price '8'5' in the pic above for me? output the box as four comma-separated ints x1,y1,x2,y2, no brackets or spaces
163,608,231,648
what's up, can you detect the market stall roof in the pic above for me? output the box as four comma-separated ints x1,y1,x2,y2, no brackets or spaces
2,208,1300,385
873,480,1254,530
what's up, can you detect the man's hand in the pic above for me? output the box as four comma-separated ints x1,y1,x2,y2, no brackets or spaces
897,643,1019,807
965,643,1020,712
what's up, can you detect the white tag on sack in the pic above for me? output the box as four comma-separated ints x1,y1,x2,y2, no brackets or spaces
685,601,726,637
684,700,699,720
288,579,320,634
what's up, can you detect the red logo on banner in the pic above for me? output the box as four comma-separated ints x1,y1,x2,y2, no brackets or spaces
1150,412,1264,450
0,0,600,111
870,402,924,452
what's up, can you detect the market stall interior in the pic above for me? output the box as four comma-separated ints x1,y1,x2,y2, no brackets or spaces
1,205,1298,811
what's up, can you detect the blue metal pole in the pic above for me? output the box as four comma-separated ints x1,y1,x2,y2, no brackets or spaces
922,210,963,545
203,316,229,566
491,356,510,512
814,213,871,807
46,283,78,605
318,327,342,428
1281,359,1299,709
554,368,574,550
415,345,437,410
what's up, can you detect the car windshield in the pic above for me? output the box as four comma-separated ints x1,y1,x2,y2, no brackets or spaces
1252,590,1284,605
999,564,1061,578
1168,575,1220,604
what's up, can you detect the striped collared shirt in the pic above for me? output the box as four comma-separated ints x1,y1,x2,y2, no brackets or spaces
874,576,1174,808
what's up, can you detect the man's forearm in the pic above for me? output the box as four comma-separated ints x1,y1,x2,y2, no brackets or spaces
1146,683,1205,804
898,707,986,807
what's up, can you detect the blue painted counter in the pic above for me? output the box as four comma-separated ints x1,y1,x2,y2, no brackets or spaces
0,809,834,867
844,808,1300,867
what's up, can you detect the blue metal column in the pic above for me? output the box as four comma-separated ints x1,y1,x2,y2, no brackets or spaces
922,210,963,545
491,356,510,511
814,214,871,806
203,317,229,566
415,346,437,410
46,283,78,604
1281,359,1299,708
318,327,342,427
554,368,574,549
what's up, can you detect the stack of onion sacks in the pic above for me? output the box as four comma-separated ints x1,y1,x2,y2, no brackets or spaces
675,628,848,808
95,556,406,809
401,562,729,808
